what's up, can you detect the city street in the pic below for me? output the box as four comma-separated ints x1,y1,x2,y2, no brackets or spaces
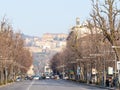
0,79,108,90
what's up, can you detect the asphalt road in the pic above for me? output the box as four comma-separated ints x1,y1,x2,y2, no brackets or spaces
0,79,108,90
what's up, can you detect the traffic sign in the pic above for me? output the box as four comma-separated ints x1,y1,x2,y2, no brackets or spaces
117,61,120,70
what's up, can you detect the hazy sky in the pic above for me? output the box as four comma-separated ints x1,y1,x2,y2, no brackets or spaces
0,0,91,37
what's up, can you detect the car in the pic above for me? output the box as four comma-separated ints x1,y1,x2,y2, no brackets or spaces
64,76,69,80
51,75,55,79
54,75,60,80
46,75,50,79
16,77,21,82
24,76,29,80
33,76,40,80
41,74,46,79
29,76,33,80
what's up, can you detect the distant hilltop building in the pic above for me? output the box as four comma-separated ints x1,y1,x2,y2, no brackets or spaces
70,17,90,38
23,33,68,75
69,17,102,39
42,33,68,41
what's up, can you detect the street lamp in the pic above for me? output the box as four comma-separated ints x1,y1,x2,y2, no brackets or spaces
99,50,116,87
112,46,120,75
69,61,78,80
90,54,105,86
76,57,94,84
112,45,120,88
57,65,65,79
83,56,96,84
76,59,83,81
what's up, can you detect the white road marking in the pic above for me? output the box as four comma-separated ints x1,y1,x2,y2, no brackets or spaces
26,80,35,90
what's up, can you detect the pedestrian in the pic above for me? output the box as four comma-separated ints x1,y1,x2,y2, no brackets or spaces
106,78,109,87
109,78,112,87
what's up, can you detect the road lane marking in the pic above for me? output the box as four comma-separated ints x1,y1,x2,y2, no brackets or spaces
26,80,35,90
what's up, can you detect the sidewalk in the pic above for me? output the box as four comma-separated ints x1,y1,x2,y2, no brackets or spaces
87,84,116,90
65,79,119,90
82,83,120,90
0,82,15,88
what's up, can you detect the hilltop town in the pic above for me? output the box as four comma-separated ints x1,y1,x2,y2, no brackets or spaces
23,33,68,75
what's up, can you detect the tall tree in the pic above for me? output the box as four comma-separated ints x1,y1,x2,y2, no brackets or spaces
88,0,120,60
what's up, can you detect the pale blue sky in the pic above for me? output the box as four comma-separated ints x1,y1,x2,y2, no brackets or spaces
0,0,91,37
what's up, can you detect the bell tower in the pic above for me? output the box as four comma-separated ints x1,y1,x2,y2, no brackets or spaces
76,17,80,25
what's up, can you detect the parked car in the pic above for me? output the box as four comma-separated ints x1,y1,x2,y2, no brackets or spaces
33,76,40,80
51,75,55,79
16,77,21,82
64,76,69,80
42,74,46,79
29,76,33,80
54,75,60,80
46,75,50,79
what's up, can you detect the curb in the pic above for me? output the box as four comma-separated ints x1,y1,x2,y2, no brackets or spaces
0,82,15,88
65,79,118,90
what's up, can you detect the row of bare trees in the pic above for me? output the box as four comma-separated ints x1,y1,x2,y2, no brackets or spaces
0,19,33,84
50,0,120,85
50,27,113,82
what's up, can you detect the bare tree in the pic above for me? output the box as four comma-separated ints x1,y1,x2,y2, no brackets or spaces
88,0,120,60
0,18,33,84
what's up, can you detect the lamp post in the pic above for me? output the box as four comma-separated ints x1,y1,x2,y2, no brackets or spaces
101,50,114,87
76,59,83,81
90,54,105,86
112,46,120,89
83,57,91,84
4,58,7,85
61,65,65,79
112,46,120,78
70,61,77,80
57,65,65,79
76,57,94,84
